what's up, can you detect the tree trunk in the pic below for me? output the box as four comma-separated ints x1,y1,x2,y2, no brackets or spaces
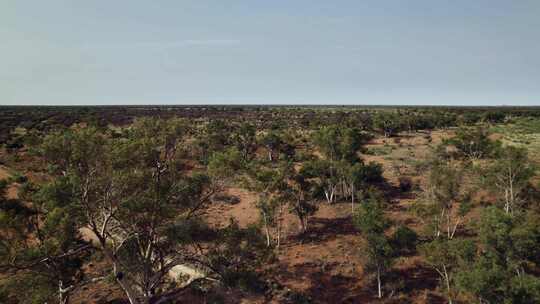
299,214,306,233
117,277,141,304
436,208,445,238
324,190,331,204
508,169,514,214
262,212,271,247
276,204,284,249
58,281,72,304
110,259,141,304
443,264,452,304
450,217,461,239
446,209,451,239
351,184,355,213
377,266,382,299
505,189,510,214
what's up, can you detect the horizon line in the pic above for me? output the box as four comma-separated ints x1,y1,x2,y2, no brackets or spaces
1,103,539,108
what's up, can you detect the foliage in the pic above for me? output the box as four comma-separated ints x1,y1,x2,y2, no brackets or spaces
419,238,476,304
207,147,244,181
34,119,221,303
484,146,535,213
312,125,367,163
455,207,540,303
206,220,270,293
231,122,257,162
373,112,404,137
0,176,87,304
391,225,418,254
354,192,394,298
2,107,540,303
445,126,500,160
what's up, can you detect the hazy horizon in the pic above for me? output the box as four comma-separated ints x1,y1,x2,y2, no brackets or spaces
2,1,539,106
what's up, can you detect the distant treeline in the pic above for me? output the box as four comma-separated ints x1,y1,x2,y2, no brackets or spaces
1,105,540,149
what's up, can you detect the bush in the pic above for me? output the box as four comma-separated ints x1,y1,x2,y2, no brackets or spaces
391,225,418,254
359,162,384,183
213,194,241,205
398,177,413,192
10,172,28,184
207,147,244,179
222,270,267,293
284,290,312,304
365,146,392,156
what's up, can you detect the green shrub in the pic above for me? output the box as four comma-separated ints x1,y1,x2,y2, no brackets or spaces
391,225,418,254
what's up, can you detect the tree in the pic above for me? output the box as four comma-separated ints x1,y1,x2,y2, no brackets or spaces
459,112,482,125
283,165,318,233
204,219,270,293
259,131,283,162
231,122,257,162
301,159,339,204
391,225,418,255
250,166,288,248
445,126,499,161
485,146,535,214
256,196,282,248
193,119,231,164
306,125,374,204
455,207,540,303
420,238,475,304
433,111,458,129
0,178,90,304
413,161,472,239
207,147,244,187
354,193,394,298
483,111,506,124
38,119,220,304
373,112,404,137
346,161,384,212
312,125,367,163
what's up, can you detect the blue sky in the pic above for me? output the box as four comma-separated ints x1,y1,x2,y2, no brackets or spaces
1,0,539,105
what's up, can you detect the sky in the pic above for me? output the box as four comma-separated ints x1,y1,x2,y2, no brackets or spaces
1,0,539,106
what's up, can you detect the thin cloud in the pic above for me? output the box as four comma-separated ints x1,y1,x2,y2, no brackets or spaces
84,39,241,50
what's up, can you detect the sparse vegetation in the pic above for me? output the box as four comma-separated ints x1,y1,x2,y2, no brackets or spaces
1,106,540,303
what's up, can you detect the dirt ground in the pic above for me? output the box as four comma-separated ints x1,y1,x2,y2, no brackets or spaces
197,130,457,303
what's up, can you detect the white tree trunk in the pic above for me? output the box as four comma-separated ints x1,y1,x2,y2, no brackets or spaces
351,184,355,213
377,266,382,299
443,264,452,304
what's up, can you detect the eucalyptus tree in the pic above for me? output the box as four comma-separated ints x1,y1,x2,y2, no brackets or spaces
306,125,372,204
231,122,257,162
300,159,339,204
0,176,91,304
354,192,394,299
194,119,232,164
38,119,219,304
485,146,535,214
259,130,283,162
250,166,288,248
313,125,366,163
373,111,404,137
207,146,244,189
282,163,318,233
445,126,499,161
418,161,471,239
420,238,475,304
344,161,383,212
455,207,540,303
203,219,270,293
